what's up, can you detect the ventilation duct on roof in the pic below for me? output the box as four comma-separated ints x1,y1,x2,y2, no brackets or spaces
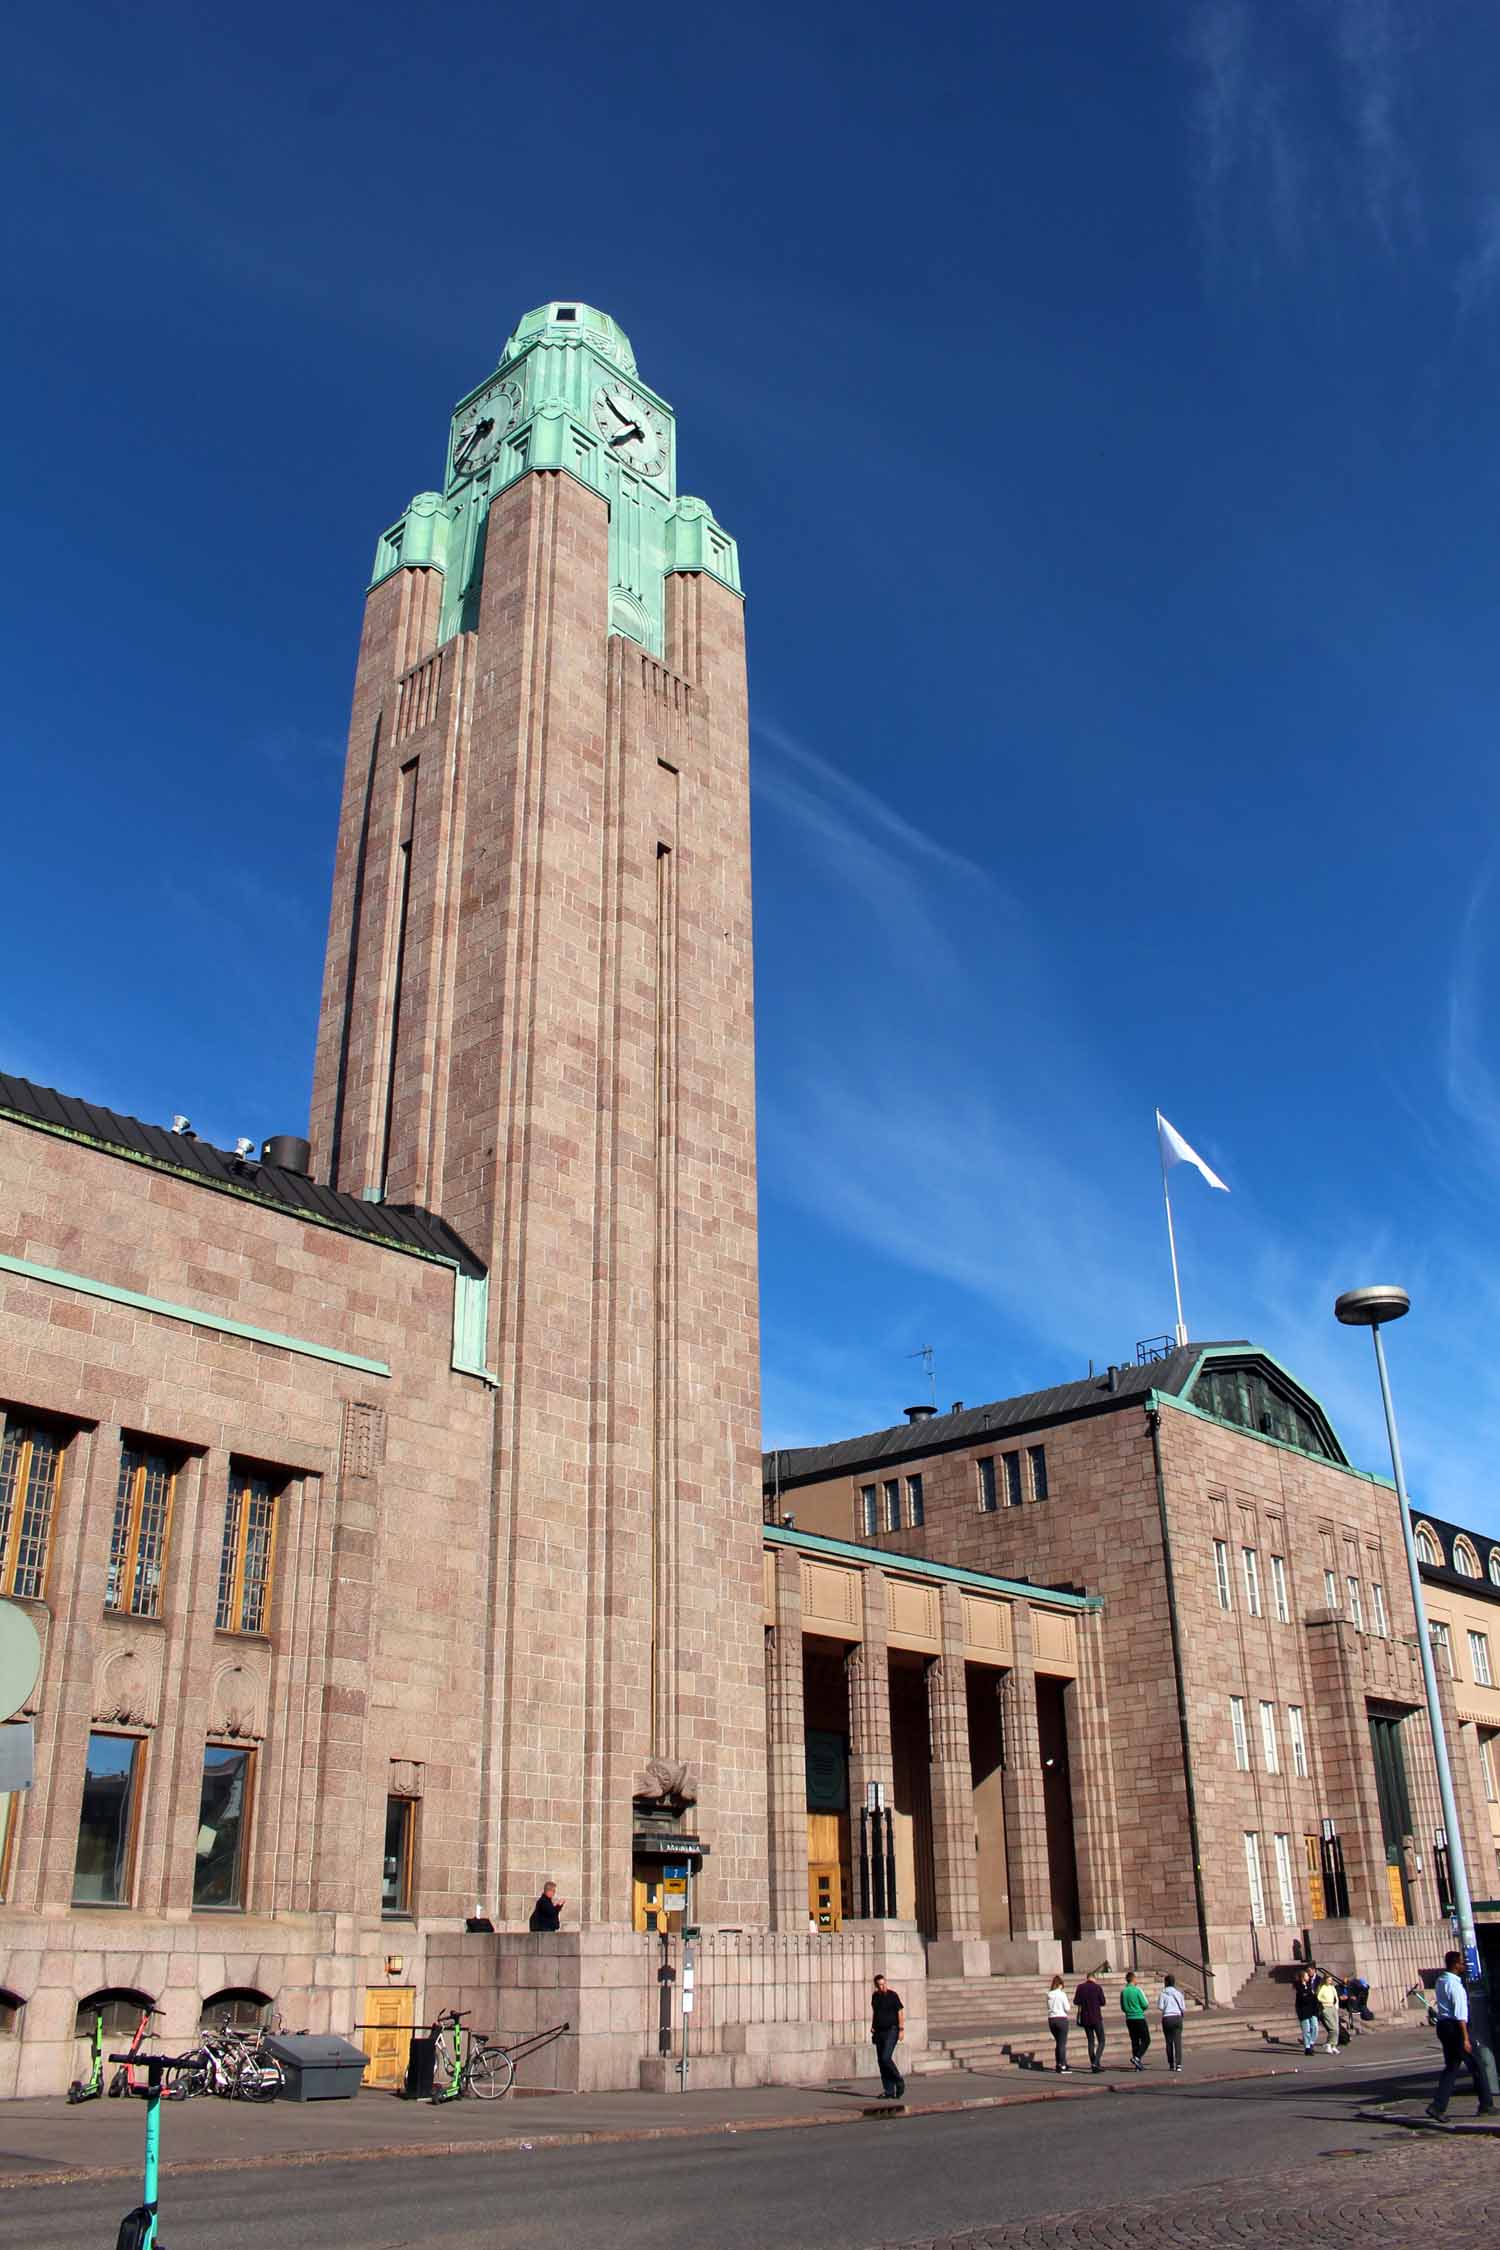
261,1135,312,1175
904,1404,937,1423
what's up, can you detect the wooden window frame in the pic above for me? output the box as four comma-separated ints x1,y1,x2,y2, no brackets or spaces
1213,1539,1232,1611
0,1415,66,1600
382,1793,417,1919
216,1465,284,1635
72,1731,147,1908
193,1741,255,1912
107,1444,179,1618
1270,1553,1289,1623
1001,1452,1023,1508
1027,1444,1049,1502
977,1457,997,1513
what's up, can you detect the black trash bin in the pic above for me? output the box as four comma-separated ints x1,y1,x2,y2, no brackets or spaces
403,2033,437,2100
264,2032,368,2102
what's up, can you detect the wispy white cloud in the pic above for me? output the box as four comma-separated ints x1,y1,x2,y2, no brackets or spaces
1331,0,1418,246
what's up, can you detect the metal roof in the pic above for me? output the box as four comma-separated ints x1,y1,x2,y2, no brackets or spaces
1410,1504,1500,1606
763,1345,1248,1487
0,1073,485,1279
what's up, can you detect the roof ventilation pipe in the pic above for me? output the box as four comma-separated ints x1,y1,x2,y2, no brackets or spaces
950,1400,964,1414
1106,1365,1120,1394
261,1134,312,1175
171,1115,193,1136
904,1405,937,1423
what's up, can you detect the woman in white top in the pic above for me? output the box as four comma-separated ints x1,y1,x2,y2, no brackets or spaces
1158,1974,1187,2073
1046,1973,1072,2072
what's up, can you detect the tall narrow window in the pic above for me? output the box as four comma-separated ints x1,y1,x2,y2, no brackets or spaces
194,1745,253,1909
1345,1576,1363,1630
1270,1554,1289,1623
1468,1631,1493,1689
107,1446,177,1617
881,1480,900,1533
1243,1831,1267,1926
378,759,418,1191
859,1485,878,1539
1230,1696,1250,1770
1479,1732,1498,1805
977,1458,997,1513
1242,1547,1262,1617
1259,1700,1280,1773
1272,1832,1297,1924
1027,1445,1049,1501
1323,1568,1338,1609
905,1474,924,1528
1287,1704,1308,1778
1430,1620,1454,1675
73,1734,144,1905
0,1417,64,1599
216,1467,281,1634
382,1795,415,1916
1002,1453,1023,1508
1213,1540,1232,1611
1371,1581,1388,1637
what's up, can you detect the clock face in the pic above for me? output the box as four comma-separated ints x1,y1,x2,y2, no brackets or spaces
592,381,669,481
451,379,523,479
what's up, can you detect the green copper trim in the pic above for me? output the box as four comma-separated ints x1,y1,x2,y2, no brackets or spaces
0,1251,390,1378
665,497,740,595
1147,1388,1385,1483
763,1523,1101,1610
451,1270,499,1387
1167,1341,1350,1466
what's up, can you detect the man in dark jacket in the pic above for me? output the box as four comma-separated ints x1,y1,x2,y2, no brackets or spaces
1073,1971,1107,2072
871,1976,905,2100
528,1881,563,1932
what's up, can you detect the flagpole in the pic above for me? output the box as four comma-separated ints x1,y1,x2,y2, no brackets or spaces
1157,1111,1188,1346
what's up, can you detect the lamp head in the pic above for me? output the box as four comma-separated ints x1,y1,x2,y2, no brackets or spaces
1334,1286,1411,1328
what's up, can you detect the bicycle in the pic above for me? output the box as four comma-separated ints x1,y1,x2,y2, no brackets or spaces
429,2007,515,2100
178,2015,282,2101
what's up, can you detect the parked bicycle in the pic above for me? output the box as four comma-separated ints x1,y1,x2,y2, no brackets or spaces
429,2007,515,2100
180,2013,283,2101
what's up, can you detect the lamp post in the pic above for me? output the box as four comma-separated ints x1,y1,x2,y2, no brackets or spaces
1334,1286,1497,2101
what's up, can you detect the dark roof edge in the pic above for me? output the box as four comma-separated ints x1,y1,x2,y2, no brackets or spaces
765,1385,1151,1489
0,1099,485,1279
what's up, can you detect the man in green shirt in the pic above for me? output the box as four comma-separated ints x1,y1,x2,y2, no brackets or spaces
1120,1971,1151,2069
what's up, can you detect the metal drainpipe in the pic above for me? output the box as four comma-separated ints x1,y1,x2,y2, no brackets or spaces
1146,1403,1215,2005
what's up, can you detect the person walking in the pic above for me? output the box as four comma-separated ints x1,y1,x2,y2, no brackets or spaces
1073,1969,1107,2072
1158,1974,1186,2073
1313,1968,1341,2054
1426,1950,1496,2122
1120,1970,1151,2069
1046,1974,1072,2073
1293,1968,1320,2055
870,1975,906,2102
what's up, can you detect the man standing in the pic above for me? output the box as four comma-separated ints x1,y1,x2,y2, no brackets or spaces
1120,1971,1151,2069
528,1880,564,1932
1426,1950,1496,2122
1073,1968,1107,2072
870,1975,905,2101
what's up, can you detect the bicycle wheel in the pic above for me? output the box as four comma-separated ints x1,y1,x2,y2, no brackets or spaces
430,2028,457,2097
468,2045,515,2100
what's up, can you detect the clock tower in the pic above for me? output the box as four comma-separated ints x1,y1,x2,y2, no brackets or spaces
309,302,767,1927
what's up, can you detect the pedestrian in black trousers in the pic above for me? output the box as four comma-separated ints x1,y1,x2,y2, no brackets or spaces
1046,1974,1072,2072
1158,1975,1186,2073
870,1976,906,2102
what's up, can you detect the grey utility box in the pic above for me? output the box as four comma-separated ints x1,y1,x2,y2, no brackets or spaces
264,2032,368,2102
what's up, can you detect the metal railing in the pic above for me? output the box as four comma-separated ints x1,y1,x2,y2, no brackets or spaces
1127,1929,1213,2008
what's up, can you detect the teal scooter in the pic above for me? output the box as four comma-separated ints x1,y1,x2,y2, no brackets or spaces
110,2049,189,2249
67,2010,105,2103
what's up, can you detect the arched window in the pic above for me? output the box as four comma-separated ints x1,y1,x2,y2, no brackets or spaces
0,1989,23,2036
199,1987,273,2033
1453,1536,1481,1578
74,1989,155,2041
1489,1548,1500,1589
1414,1523,1442,1568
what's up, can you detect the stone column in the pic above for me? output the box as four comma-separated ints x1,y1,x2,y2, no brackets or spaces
996,1604,1059,1972
1067,1604,1125,1952
1305,1617,1387,1923
927,1584,987,1976
845,1570,894,1918
765,1548,809,1931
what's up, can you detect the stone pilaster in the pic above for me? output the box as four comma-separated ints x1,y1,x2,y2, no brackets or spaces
926,1583,986,1975
845,1570,894,1917
1305,1617,1388,1922
1067,1605,1125,1948
765,1548,809,1931
996,1603,1058,1971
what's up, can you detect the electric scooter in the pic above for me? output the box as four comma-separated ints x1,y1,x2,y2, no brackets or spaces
110,2048,190,2249
67,2010,105,2104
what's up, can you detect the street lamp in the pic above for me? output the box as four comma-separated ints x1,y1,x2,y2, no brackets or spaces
1334,1286,1497,2101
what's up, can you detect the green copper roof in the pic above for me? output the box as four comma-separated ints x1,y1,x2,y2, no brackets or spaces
500,301,637,374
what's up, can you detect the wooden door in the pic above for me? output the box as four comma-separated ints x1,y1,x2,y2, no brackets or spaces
1303,1836,1325,1920
361,1986,414,2089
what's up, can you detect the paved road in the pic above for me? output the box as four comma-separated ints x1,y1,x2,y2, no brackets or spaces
9,2041,1493,2249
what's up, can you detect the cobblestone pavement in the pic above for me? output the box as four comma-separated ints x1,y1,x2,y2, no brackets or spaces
873,2132,1499,2248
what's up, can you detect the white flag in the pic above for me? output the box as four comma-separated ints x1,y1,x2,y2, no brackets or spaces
1157,1111,1229,1193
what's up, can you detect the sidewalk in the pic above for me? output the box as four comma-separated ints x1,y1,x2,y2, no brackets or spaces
0,2029,1426,2190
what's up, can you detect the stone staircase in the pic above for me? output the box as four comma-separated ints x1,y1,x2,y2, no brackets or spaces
922,1969,1282,2077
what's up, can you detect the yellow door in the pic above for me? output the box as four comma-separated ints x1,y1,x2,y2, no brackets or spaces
1385,1860,1407,1926
1303,1836,1325,1920
809,1863,841,1931
361,1986,414,2089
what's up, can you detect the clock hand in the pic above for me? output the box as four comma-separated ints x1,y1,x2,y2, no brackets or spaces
608,427,643,447
604,393,638,425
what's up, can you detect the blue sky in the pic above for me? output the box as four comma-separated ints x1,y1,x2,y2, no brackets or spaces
3,3,1500,1534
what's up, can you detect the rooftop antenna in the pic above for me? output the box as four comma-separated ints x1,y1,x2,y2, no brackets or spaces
907,1344,936,1408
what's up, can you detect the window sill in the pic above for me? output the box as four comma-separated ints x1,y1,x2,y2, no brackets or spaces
103,1609,165,1629
212,1628,273,1647
381,1911,414,1923
191,1904,247,1916
71,1899,135,1911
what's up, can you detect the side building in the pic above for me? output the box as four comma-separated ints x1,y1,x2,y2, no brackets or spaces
1412,1511,1500,1898
766,1341,1496,2005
